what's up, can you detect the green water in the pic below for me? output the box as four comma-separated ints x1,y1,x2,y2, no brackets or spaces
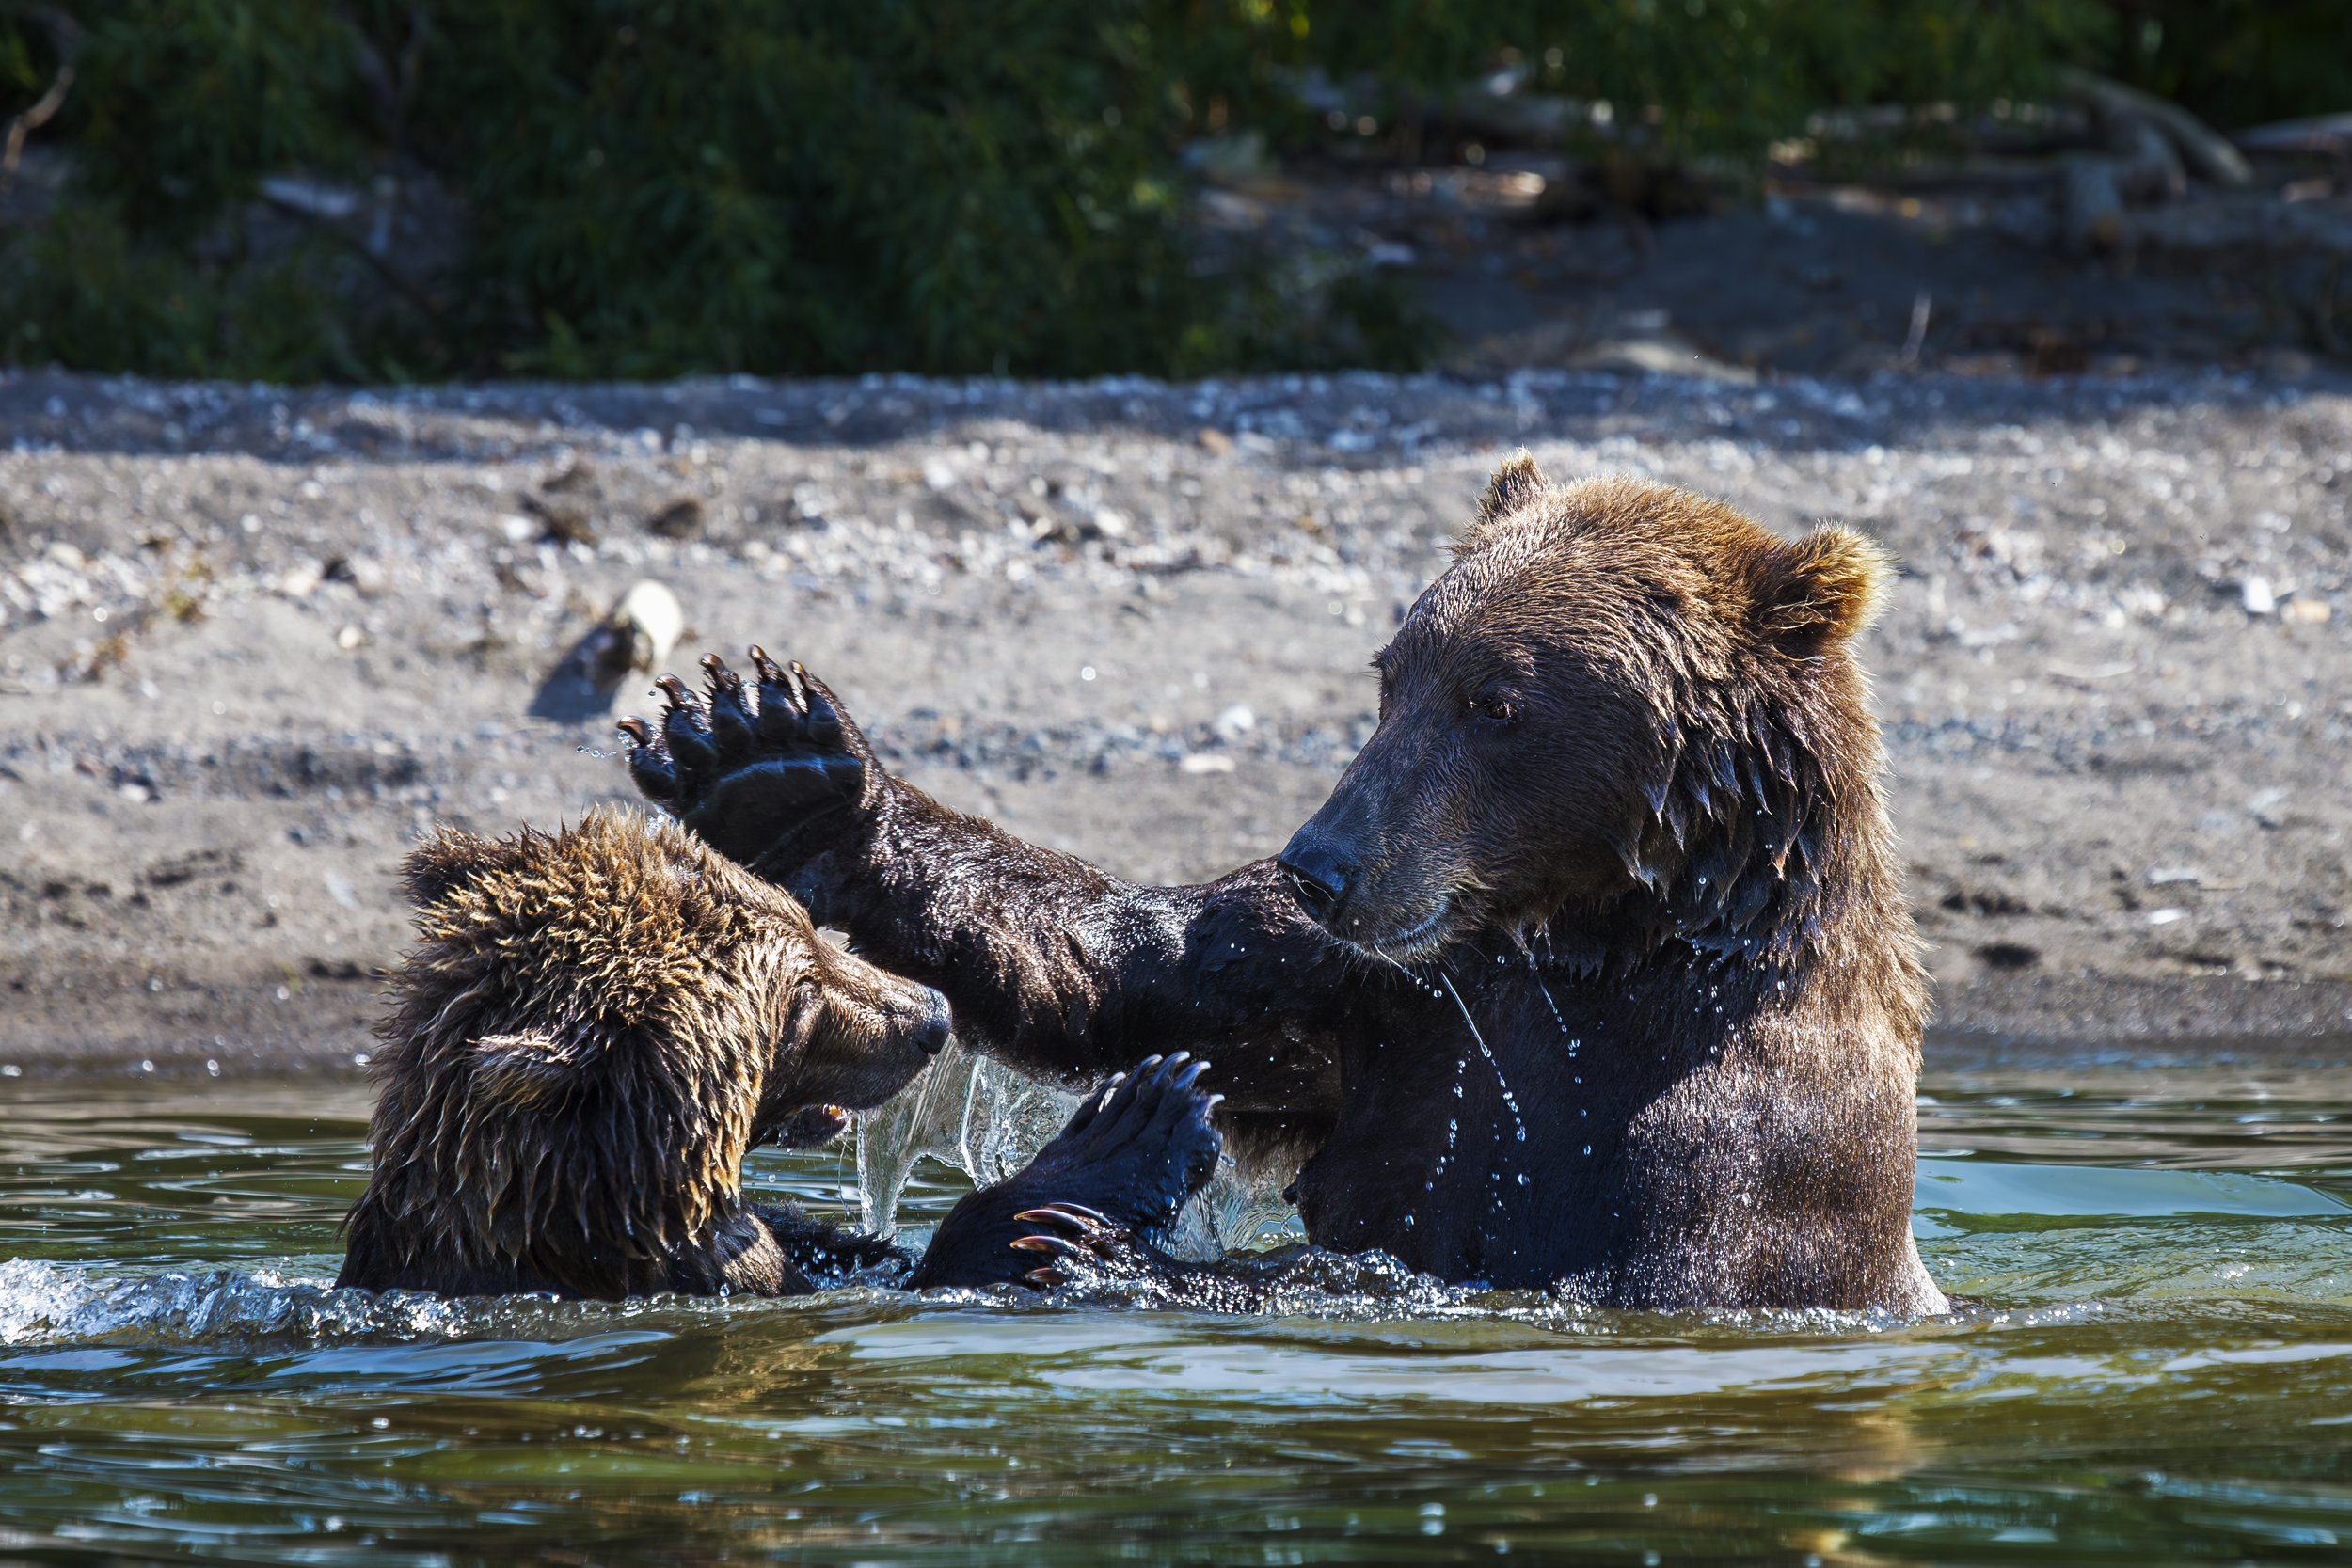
2,1059,2350,1565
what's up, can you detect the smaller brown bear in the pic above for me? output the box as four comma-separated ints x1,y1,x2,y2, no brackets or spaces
337,809,953,1299
338,809,1228,1301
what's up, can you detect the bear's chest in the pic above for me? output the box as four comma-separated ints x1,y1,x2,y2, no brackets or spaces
1293,979,1676,1289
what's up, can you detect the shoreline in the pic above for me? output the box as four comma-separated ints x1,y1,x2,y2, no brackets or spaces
6,970,2350,1085
5,367,2347,1085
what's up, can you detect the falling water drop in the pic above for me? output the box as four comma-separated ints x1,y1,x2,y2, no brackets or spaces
1534,973,1570,1036
1440,969,1532,1149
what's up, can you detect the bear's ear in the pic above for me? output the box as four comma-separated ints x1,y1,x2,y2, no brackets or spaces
402,827,533,908
1459,449,1549,547
1751,527,1893,651
470,1029,604,1109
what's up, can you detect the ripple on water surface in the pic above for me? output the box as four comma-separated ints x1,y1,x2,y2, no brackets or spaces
1,1065,2350,1564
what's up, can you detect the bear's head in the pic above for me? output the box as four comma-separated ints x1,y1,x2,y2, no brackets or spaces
1279,457,1894,967
362,809,947,1283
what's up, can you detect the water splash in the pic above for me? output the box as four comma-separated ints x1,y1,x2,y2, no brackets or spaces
853,1044,969,1238
0,1259,467,1348
1439,969,1531,1146
853,1044,1081,1238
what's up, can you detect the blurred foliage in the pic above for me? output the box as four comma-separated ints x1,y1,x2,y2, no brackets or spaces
0,1,2340,383
1260,2,2111,155
2090,2,2352,132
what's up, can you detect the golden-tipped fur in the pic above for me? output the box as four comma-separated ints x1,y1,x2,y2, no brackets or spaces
338,808,946,1299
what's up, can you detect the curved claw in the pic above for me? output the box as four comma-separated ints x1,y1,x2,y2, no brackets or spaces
1009,1202,1152,1291
703,657,757,755
793,661,846,749
618,716,678,800
1015,1202,1113,1232
753,649,809,748
660,692,720,779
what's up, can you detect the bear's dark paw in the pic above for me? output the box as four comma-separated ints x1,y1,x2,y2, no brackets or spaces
617,648,871,867
1025,1052,1223,1236
1010,1203,1185,1292
901,1054,1222,1291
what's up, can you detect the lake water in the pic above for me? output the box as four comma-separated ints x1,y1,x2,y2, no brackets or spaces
1,1052,2349,1564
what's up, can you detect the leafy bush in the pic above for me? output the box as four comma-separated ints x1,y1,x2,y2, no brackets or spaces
0,1,2337,383
5,0,1422,380
2087,1,2352,133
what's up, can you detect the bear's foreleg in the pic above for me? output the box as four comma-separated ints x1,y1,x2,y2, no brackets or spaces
750,1204,917,1290
623,652,1359,1118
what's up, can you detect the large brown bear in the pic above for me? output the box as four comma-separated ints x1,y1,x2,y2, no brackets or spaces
618,462,1946,1313
337,810,1224,1300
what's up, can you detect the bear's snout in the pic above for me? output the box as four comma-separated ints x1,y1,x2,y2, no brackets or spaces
1277,824,1354,922
911,985,952,1056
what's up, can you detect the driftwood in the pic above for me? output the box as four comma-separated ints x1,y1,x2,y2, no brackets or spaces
0,4,82,209
2234,113,2352,157
2053,67,2254,187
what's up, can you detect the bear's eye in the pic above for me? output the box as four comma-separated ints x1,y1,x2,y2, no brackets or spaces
1469,694,1519,725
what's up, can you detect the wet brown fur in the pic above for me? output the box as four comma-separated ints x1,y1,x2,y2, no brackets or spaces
622,467,1943,1311
1277,461,1937,1309
337,809,945,1300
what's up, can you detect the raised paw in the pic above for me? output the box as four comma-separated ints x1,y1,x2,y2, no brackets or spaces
1022,1053,1223,1234
616,648,874,868
901,1059,1222,1292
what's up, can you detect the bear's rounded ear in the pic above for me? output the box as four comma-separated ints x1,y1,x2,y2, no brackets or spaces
471,1030,601,1109
1459,449,1549,547
1752,527,1894,652
402,827,532,908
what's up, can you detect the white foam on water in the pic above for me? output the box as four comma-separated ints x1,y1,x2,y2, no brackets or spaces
0,1258,468,1348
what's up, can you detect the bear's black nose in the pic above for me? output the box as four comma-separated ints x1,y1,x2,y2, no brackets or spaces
914,988,953,1056
1277,830,1352,920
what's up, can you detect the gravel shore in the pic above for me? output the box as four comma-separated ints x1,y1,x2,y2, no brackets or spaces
3,364,2348,1078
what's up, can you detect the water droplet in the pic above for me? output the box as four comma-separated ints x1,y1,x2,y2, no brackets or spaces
1583,1145,1593,1156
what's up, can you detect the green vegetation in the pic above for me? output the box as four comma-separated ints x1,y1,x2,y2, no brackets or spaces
0,2,2343,383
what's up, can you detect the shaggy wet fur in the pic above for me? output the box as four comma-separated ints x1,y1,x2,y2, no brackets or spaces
621,466,1945,1312
338,811,949,1299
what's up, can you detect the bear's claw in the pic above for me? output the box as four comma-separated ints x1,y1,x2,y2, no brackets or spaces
703,656,757,753
1012,1203,1166,1290
902,1055,1220,1291
615,717,678,800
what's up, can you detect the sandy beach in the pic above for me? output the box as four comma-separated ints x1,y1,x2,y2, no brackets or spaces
3,364,2347,1078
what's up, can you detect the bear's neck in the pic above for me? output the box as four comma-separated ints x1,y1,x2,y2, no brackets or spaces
1540,675,1912,993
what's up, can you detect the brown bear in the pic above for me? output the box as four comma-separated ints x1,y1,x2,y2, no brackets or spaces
617,461,1946,1313
337,810,1225,1301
